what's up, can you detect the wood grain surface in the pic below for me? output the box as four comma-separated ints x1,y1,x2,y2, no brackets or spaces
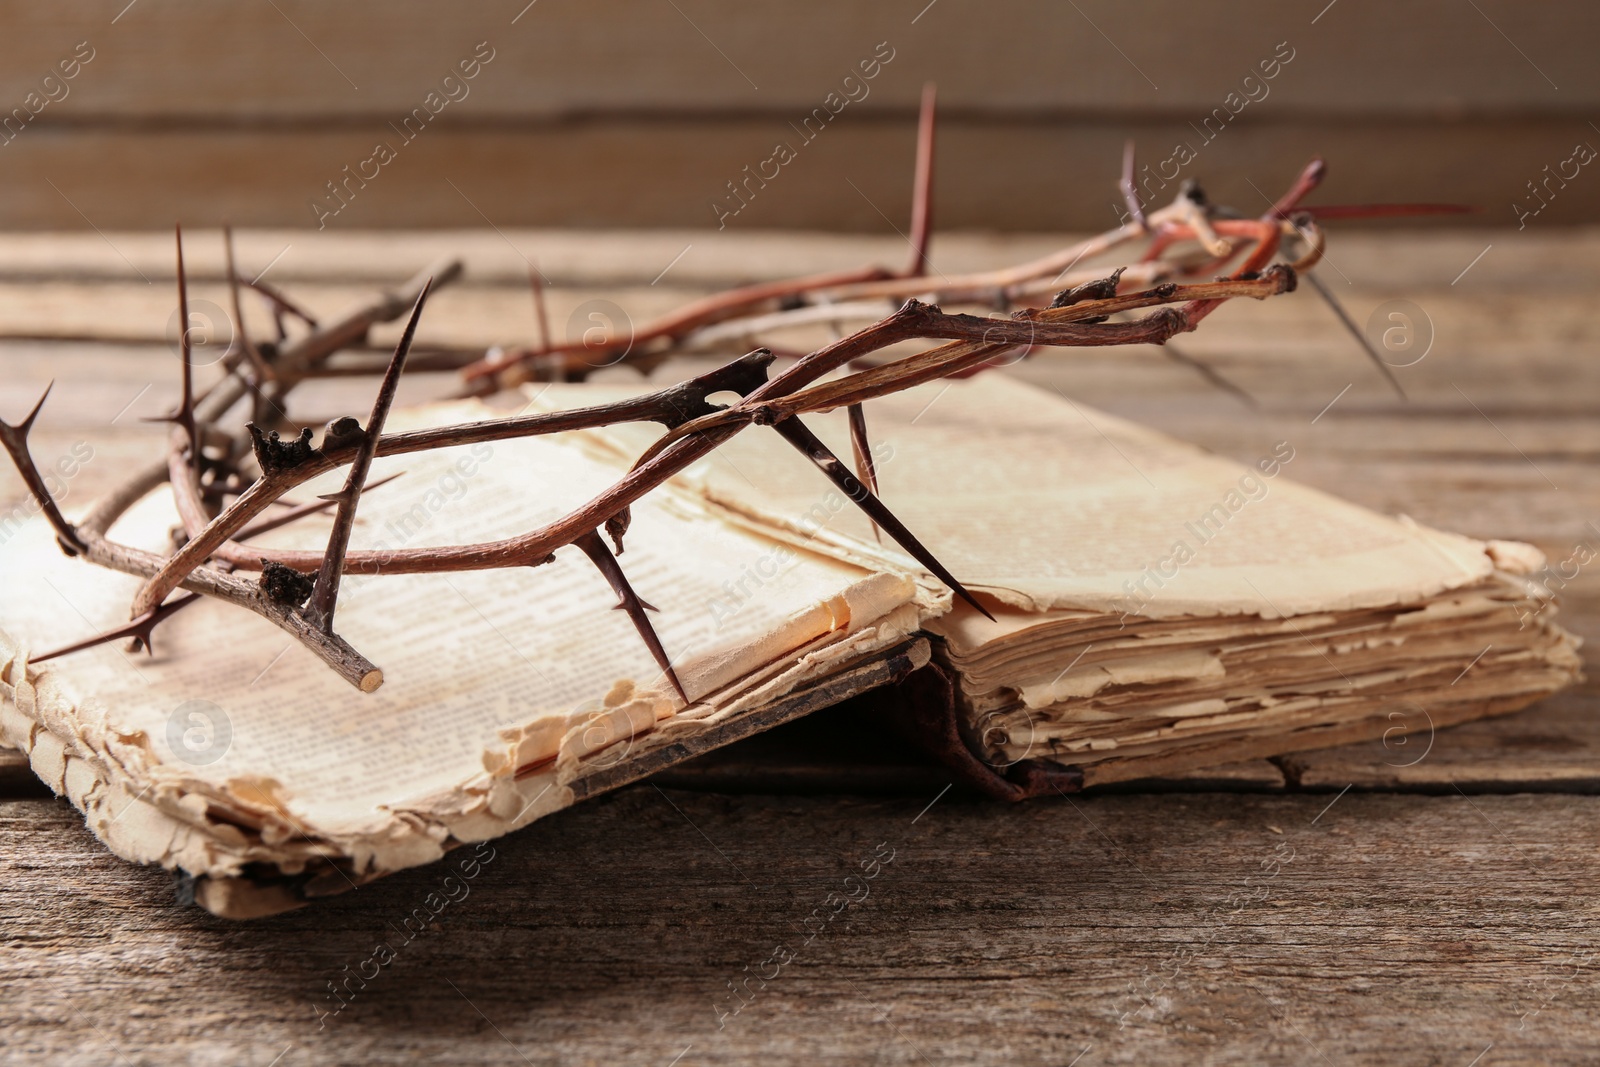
3,789,1596,1066
0,1,1595,229
0,227,1595,1064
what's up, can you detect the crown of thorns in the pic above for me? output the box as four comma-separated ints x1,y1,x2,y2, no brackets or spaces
2,88,1450,697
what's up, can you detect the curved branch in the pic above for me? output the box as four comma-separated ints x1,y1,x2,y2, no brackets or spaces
40,155,1329,690
129,354,780,613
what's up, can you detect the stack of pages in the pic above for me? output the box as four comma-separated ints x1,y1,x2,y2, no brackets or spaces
0,374,1578,916
579,375,1579,786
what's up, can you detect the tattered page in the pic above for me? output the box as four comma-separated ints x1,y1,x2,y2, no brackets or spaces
0,400,922,894
555,372,1578,784
573,372,1495,620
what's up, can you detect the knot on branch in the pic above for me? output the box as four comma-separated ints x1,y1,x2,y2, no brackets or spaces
653,350,774,429
605,509,631,555
1144,306,1190,344
1231,263,1298,295
321,416,365,452
1050,268,1126,311
259,559,316,607
247,424,319,475
1262,263,1298,294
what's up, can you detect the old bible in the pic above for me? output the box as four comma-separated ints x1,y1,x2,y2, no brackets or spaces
0,374,1579,916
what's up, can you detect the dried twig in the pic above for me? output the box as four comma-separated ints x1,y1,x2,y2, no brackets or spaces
4,111,1437,694
1120,140,1148,231
906,82,938,278
31,593,200,665
1302,270,1407,400
0,383,85,555
771,415,993,620
223,224,274,385
246,278,320,330
27,263,1300,690
306,278,433,630
574,530,689,704
529,264,552,359
151,224,201,459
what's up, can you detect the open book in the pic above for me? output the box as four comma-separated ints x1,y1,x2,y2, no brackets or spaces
0,375,1579,916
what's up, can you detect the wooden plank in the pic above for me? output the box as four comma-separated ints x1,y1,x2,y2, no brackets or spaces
1277,687,1600,793
2,789,1597,1064
1,227,1597,1065
2,1,1594,117
3,117,1598,231
10,281,1600,382
0,229,1594,291
8,269,1600,352
1,2,1595,230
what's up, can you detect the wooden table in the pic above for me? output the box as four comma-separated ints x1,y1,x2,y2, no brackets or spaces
2,228,1597,1065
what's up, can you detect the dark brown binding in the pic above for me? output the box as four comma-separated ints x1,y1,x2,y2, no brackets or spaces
871,654,1084,801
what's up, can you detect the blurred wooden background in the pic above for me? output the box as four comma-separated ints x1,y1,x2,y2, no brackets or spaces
0,0,1595,231
4,226,1600,1065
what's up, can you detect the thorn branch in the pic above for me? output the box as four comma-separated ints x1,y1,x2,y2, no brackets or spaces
307,277,434,631
1304,270,1408,400
39,151,1333,690
574,529,689,706
0,382,86,554
906,82,938,278
770,415,995,622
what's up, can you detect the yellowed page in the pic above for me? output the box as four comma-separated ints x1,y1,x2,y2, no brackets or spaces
0,399,919,884
572,373,1495,621
543,374,1577,791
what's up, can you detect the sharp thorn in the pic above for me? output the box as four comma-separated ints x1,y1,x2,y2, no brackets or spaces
174,224,200,454
529,263,552,356
132,630,157,656
1120,139,1147,229
1156,343,1259,409
236,471,403,540
308,277,434,632
0,382,84,553
1304,271,1407,400
31,594,200,666
247,278,319,328
770,416,994,622
905,81,938,278
846,402,883,544
605,508,631,555
575,530,688,704
224,224,275,384
16,380,54,434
